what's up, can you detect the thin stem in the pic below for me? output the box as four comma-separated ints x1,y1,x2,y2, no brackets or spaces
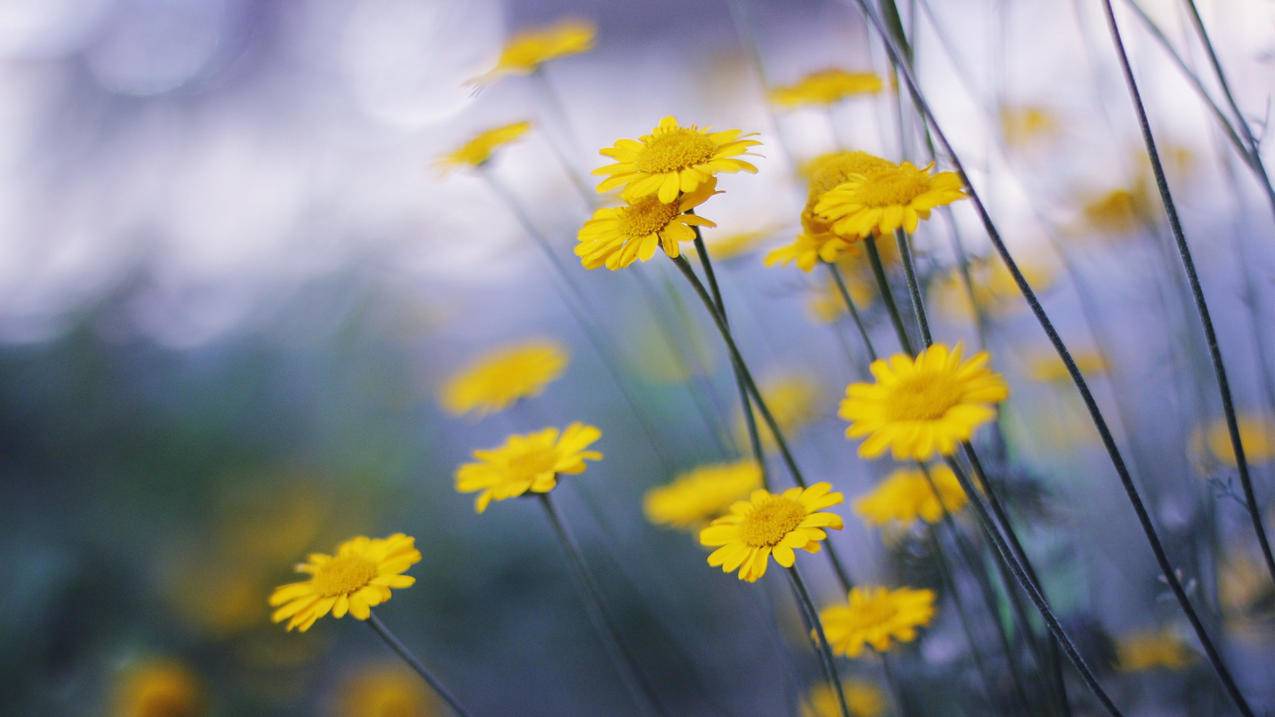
539,494,665,716
893,229,932,346
785,566,852,717
878,652,908,717
864,239,914,354
366,613,472,717
826,262,878,361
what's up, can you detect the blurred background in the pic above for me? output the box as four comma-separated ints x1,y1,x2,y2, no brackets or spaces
3,0,1274,714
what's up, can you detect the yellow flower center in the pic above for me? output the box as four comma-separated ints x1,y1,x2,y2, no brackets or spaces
854,594,900,627
636,130,717,173
740,496,807,547
505,446,558,478
884,373,961,421
619,197,681,238
311,555,378,597
851,167,932,207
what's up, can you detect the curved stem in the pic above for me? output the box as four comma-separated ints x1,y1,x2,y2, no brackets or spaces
786,566,852,717
826,262,879,361
367,613,472,717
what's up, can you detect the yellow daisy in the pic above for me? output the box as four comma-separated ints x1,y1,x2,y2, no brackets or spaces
808,273,875,324
1191,413,1275,467
439,339,568,417
593,116,761,203
455,423,602,513
437,121,531,173
928,255,1054,321
999,105,1058,147
1080,186,1150,236
801,678,887,717
336,662,437,717
472,19,595,83
112,660,204,717
269,533,421,632
840,343,1009,460
820,586,937,657
644,460,763,531
575,181,718,270
1027,349,1108,383
770,69,883,108
815,161,966,237
1116,630,1194,672
854,464,968,526
705,226,776,262
699,483,844,583
734,374,820,452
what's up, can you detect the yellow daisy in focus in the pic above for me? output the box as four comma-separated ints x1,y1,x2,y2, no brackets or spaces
269,533,421,632
455,423,602,513
473,19,595,83
999,105,1058,147
854,464,967,527
336,662,438,717
644,460,763,531
437,121,531,173
576,182,718,270
820,586,937,657
112,660,204,717
1027,349,1108,383
840,343,1009,460
593,116,760,203
816,161,966,237
440,340,568,417
770,69,883,108
735,375,820,452
1116,630,1194,672
801,679,887,717
1192,413,1275,467
699,482,844,582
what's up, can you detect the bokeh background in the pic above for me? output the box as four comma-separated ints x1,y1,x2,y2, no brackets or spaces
3,0,1275,714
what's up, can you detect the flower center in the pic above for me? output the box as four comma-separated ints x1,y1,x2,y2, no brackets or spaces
505,447,558,480
853,595,900,627
884,373,962,421
311,555,378,597
619,197,681,238
636,130,717,173
850,167,932,207
740,496,807,547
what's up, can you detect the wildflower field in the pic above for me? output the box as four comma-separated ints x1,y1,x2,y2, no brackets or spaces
4,1,1275,715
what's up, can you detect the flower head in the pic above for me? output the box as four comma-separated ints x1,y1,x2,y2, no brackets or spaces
840,343,1009,460
437,121,531,172
473,19,595,83
770,69,883,108
705,227,775,262
820,586,937,657
440,340,568,417
644,460,763,531
801,679,887,717
855,464,968,526
112,660,204,717
699,483,844,582
734,374,820,452
1116,630,1194,672
269,533,421,632
336,662,437,717
808,273,875,324
1080,186,1150,236
999,105,1058,147
928,255,1054,321
455,423,602,513
1027,349,1108,383
576,182,717,270
593,116,760,203
1192,414,1275,468
816,161,966,237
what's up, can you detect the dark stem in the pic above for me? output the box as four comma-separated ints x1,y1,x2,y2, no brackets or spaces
893,229,932,346
826,262,879,361
785,566,852,717
367,613,472,717
864,239,915,354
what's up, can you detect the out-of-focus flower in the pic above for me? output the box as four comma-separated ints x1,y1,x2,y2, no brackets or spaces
820,586,936,657
854,464,967,527
801,679,887,717
437,121,531,173
704,227,776,262
594,116,760,203
1219,553,1275,618
808,272,875,324
1027,350,1108,383
644,460,763,531
1191,414,1275,467
334,662,438,717
455,423,602,513
735,374,821,452
169,564,268,636
770,69,883,108
1115,630,1194,672
472,19,595,84
1080,185,1151,236
269,534,421,632
999,105,1059,147
840,343,1009,460
112,660,205,717
816,161,966,237
440,340,568,417
929,256,1054,322
626,318,714,384
576,182,718,270
699,483,844,582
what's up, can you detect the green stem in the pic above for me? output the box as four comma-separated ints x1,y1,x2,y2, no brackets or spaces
826,262,878,361
893,229,931,346
864,239,914,354
367,613,472,717
785,566,852,717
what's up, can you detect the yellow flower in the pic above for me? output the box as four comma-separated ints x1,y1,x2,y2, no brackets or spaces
735,374,820,452
440,340,568,417
1080,186,1150,235
455,423,602,513
801,679,887,717
816,161,966,237
268,533,421,632
1027,350,1108,383
1191,414,1275,467
336,662,438,717
770,69,883,108
1218,553,1275,617
705,227,775,262
854,464,968,526
593,116,760,203
112,660,204,717
928,256,1054,321
576,182,718,270
808,273,875,324
820,586,937,657
699,483,844,582
437,121,531,172
644,460,763,531
1116,630,1194,672
473,19,595,83
999,105,1058,147
840,343,1009,460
